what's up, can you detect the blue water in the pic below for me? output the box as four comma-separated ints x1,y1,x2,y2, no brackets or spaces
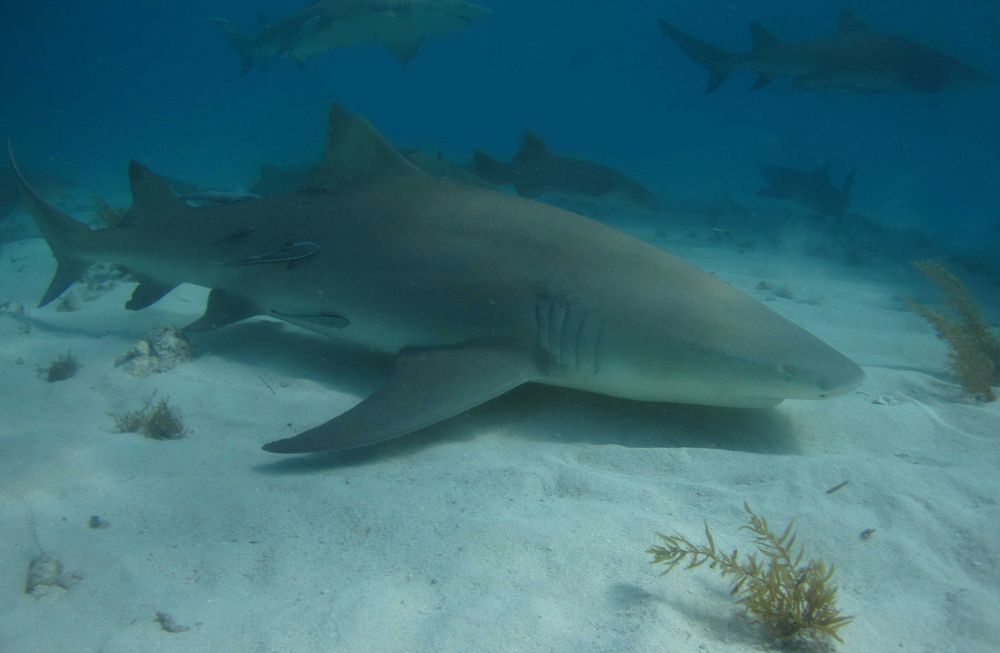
3,4,1000,651
2,1,997,249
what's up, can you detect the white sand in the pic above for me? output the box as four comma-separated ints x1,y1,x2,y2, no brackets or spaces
1,224,998,653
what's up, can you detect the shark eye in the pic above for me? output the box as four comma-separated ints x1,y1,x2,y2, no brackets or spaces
779,364,797,381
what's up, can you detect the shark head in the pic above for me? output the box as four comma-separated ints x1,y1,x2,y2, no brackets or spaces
560,261,865,408
946,60,992,89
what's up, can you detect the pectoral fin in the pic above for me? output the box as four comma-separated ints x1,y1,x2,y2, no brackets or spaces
125,280,177,310
262,346,537,453
184,289,258,331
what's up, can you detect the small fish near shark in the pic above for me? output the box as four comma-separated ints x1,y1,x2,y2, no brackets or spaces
9,105,863,455
471,131,661,210
757,165,856,218
180,189,261,206
660,9,990,94
215,0,491,73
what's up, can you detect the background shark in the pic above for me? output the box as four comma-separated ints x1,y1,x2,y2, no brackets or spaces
659,9,990,94
215,0,491,73
471,131,660,209
757,164,855,218
10,105,862,454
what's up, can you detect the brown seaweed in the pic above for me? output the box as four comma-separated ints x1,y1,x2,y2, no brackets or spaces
908,259,1000,400
113,394,186,440
648,502,852,647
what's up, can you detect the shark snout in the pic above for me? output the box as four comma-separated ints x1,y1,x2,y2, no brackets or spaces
819,361,865,397
788,353,864,399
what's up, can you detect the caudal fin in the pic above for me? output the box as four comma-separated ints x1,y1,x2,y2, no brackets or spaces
213,18,255,74
658,19,734,93
6,142,94,307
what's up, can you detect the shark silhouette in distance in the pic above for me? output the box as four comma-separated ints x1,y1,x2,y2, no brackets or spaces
215,0,491,73
757,165,855,218
9,105,864,454
659,9,990,94
471,131,661,210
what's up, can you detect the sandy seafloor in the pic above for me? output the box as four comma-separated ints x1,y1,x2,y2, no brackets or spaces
0,203,998,653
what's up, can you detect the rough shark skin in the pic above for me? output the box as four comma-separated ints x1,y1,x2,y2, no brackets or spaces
9,105,863,454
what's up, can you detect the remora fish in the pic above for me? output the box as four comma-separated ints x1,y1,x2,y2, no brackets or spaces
659,9,989,93
10,105,863,454
215,0,491,73
757,165,855,218
471,131,660,209
180,190,261,206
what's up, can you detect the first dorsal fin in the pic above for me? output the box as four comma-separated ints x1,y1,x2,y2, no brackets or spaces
749,23,780,51
308,104,422,190
515,131,548,162
837,9,868,35
125,161,188,222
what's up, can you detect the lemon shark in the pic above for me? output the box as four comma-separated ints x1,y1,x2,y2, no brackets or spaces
215,0,491,73
9,105,863,454
758,164,855,218
471,131,660,209
660,9,989,94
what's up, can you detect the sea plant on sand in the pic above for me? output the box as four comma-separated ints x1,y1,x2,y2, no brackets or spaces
648,502,852,648
908,259,1000,401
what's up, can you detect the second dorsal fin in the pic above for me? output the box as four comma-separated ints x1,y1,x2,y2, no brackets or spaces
308,104,422,190
124,161,188,222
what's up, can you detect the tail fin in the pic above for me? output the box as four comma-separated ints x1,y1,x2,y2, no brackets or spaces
470,150,514,185
213,18,255,74
658,19,733,93
6,142,94,307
